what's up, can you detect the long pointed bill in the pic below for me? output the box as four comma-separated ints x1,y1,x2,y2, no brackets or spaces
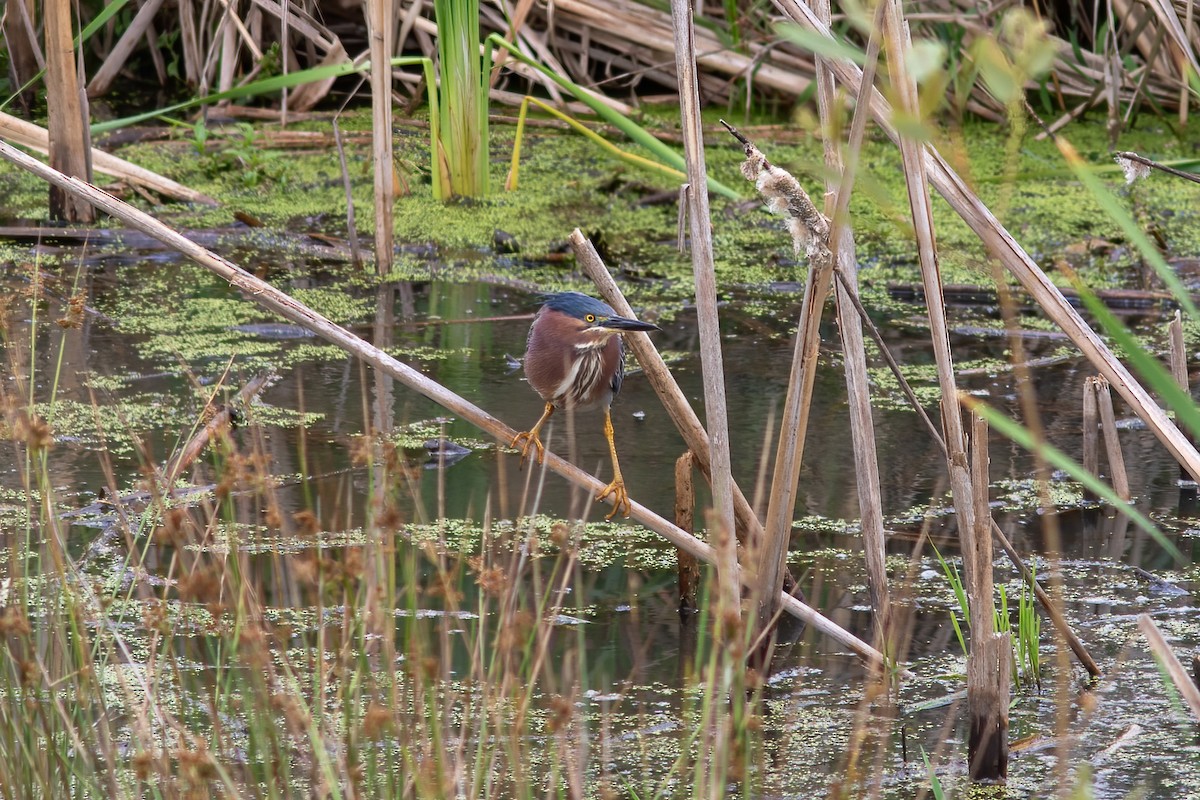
600,316,660,332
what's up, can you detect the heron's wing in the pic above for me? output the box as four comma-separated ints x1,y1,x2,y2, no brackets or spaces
610,335,626,398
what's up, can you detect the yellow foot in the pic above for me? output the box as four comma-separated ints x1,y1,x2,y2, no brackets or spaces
596,479,632,521
509,430,545,467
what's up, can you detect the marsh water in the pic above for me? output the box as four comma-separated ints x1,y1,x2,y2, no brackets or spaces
4,233,1200,797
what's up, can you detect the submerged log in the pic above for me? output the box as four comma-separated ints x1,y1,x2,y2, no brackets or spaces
889,282,1179,311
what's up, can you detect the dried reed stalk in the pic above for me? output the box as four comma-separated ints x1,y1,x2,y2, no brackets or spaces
1083,375,1100,497
1169,309,1188,390
0,139,886,667
675,451,699,614
966,413,1007,781
744,128,832,628
670,0,737,550
44,0,93,222
968,630,1010,780
1094,377,1132,501
536,0,1190,114
1138,614,1200,722
1168,310,1194,484
367,0,394,276
86,0,168,96
814,0,890,647
553,0,810,97
881,0,977,584
3,0,42,110
60,0,1200,123
331,119,362,269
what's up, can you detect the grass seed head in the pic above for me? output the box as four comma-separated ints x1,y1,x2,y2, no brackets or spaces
154,507,191,546
546,694,574,733
14,411,52,450
179,565,223,604
468,556,508,596
131,750,162,781
293,510,319,537
0,607,31,637
55,292,86,329
362,702,393,739
549,521,572,549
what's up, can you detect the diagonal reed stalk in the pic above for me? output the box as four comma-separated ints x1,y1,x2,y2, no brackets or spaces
881,0,977,585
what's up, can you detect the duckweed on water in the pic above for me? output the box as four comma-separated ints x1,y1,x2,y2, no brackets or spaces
394,513,675,571
242,400,325,429
792,514,861,535
39,396,187,455
992,476,1086,510
195,522,368,554
66,113,1200,301
389,418,491,452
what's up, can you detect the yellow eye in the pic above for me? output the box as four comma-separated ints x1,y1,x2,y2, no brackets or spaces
585,314,596,323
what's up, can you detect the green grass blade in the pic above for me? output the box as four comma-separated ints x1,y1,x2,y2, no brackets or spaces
1068,274,1200,439
1,0,133,112
1056,138,1198,317
921,748,946,800
776,22,867,65
962,394,1183,563
485,34,741,200
930,542,969,655
78,0,133,47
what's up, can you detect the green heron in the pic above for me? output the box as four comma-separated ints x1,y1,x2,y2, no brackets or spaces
511,292,660,520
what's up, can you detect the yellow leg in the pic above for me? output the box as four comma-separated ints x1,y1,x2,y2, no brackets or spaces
595,407,632,520
510,401,554,466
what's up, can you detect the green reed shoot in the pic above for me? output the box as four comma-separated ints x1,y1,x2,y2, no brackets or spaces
931,542,969,657
1016,561,1042,689
995,574,1041,690
434,0,489,198
936,540,1043,690
921,747,947,800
